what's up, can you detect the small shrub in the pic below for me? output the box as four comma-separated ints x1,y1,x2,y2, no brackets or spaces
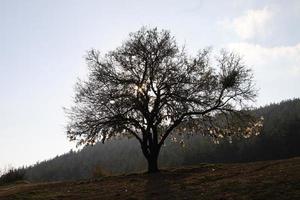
91,165,110,178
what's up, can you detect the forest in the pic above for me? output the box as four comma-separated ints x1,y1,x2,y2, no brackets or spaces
1,98,300,183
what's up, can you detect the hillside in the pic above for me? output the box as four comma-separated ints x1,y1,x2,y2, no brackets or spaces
1,157,299,200
18,98,300,182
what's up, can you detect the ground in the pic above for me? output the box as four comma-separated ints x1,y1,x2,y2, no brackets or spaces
0,157,300,200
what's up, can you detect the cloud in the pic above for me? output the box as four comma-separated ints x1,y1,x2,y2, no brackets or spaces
228,42,300,76
221,7,273,40
227,42,300,105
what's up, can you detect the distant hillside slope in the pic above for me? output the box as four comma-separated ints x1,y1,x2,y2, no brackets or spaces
20,98,300,181
1,157,300,200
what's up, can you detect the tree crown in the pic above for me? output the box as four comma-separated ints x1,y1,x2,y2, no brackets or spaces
66,27,261,147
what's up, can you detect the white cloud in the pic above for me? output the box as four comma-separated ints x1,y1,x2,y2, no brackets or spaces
228,42,300,76
227,42,300,105
221,7,273,40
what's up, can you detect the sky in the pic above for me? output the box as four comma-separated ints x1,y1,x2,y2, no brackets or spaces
0,0,299,169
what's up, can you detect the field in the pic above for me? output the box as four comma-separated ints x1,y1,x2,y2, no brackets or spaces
0,157,299,200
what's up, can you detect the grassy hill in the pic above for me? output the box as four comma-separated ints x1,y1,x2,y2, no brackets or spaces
1,157,299,200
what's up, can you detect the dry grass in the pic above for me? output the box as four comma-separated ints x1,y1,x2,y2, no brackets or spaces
1,157,299,200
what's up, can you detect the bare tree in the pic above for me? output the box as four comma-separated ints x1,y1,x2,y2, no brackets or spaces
66,27,262,173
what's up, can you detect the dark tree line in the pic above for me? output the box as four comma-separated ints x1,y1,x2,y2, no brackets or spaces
0,167,26,185
3,98,299,183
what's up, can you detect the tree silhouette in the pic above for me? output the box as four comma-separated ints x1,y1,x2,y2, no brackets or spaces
66,27,261,173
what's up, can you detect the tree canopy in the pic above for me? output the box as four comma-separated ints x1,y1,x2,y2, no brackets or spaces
66,27,261,172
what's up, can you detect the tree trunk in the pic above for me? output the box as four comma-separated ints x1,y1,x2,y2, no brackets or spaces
147,153,159,173
141,129,161,173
